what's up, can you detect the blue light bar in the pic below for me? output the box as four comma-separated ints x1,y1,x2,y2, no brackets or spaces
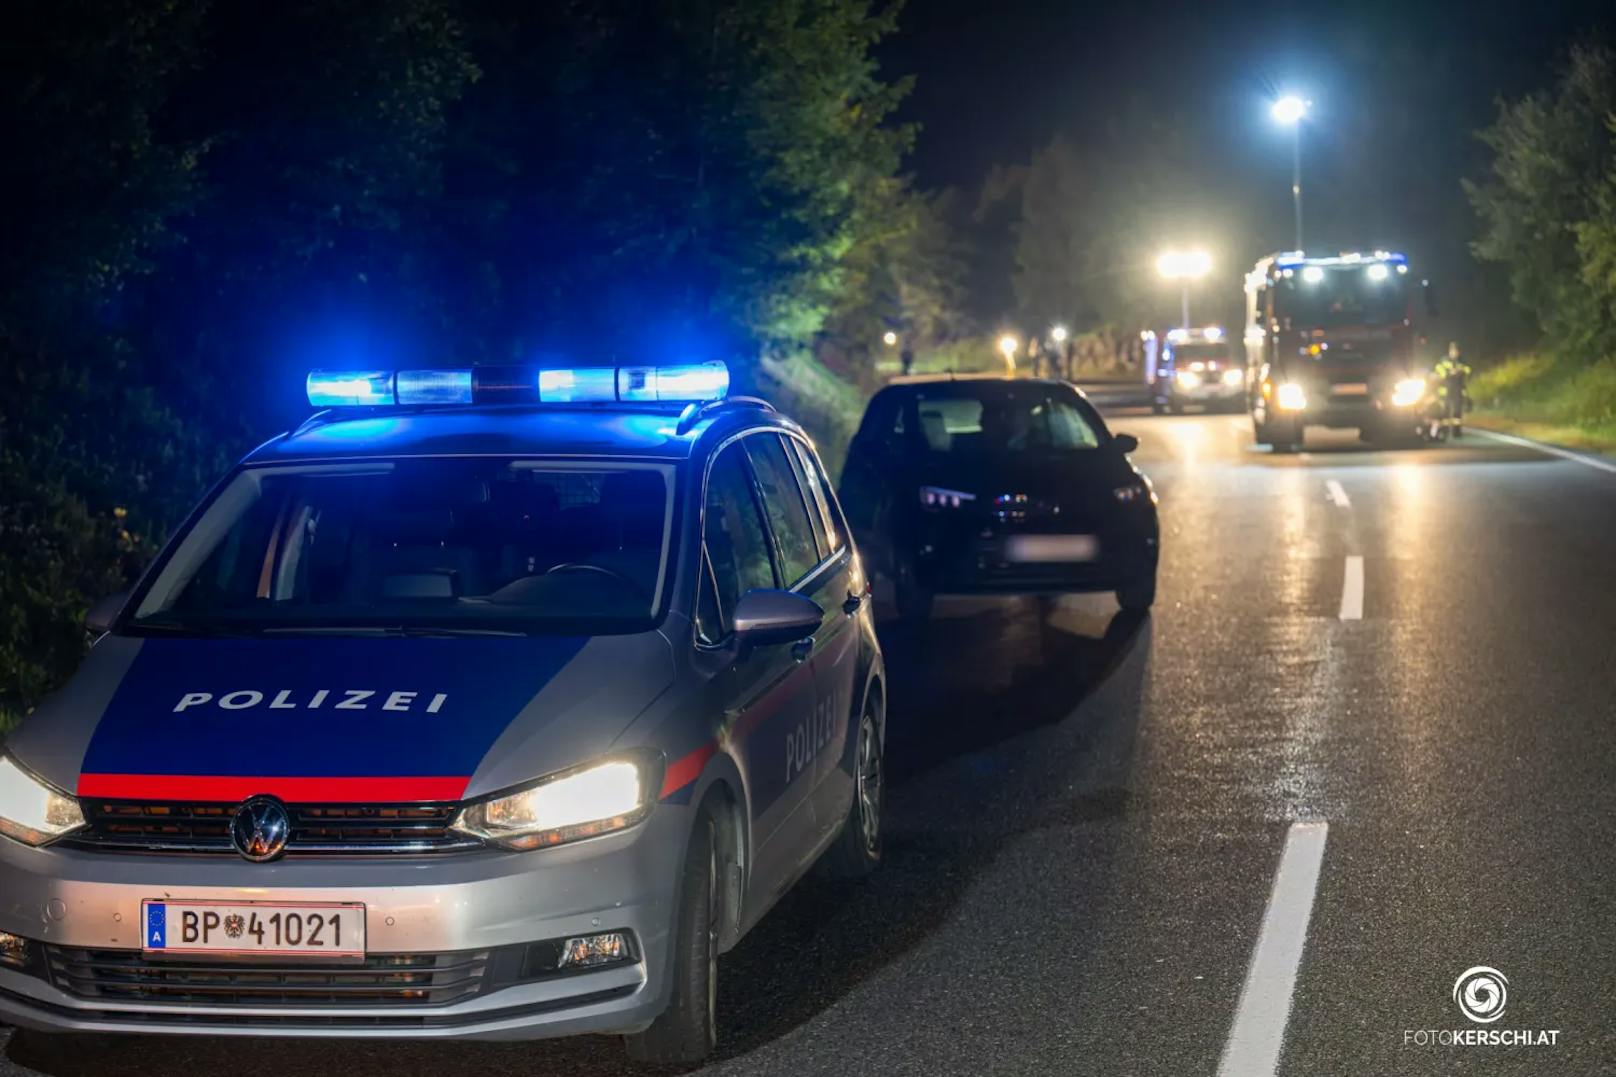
307,370,393,407
617,361,730,402
538,367,617,402
307,361,732,408
397,369,473,405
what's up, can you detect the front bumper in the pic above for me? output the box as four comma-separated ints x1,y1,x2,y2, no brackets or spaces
0,803,690,1040
911,524,1157,596
1259,395,1425,432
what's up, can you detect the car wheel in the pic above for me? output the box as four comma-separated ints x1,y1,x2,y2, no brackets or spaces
823,699,884,879
624,810,719,1065
1116,571,1157,612
1151,399,1167,415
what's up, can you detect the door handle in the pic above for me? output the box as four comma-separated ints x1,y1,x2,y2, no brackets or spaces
790,638,813,662
842,592,864,615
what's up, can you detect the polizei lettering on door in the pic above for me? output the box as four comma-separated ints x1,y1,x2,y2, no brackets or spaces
172,690,449,713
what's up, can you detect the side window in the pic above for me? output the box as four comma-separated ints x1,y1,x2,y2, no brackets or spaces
786,438,842,554
700,446,776,642
1040,394,1102,448
743,434,821,587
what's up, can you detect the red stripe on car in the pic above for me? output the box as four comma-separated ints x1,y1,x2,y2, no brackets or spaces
76,774,469,803
659,742,716,799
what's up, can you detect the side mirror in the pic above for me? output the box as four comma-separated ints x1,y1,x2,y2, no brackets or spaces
85,592,129,635
1111,433,1140,454
733,589,823,648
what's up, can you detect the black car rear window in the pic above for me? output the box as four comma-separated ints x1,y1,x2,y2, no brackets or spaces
910,385,1103,456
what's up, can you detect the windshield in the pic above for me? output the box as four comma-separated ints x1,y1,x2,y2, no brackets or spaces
130,458,675,634
912,386,1103,456
1274,266,1410,329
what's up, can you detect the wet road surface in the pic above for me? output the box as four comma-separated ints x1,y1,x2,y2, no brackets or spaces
6,412,1615,1075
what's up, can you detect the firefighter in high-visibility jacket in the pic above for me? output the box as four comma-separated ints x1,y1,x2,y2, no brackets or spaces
1432,342,1472,437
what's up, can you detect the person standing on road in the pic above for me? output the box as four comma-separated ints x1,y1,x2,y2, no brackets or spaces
1433,341,1472,438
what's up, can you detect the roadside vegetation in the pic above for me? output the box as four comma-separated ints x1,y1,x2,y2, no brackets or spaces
1466,45,1616,452
1468,355,1616,452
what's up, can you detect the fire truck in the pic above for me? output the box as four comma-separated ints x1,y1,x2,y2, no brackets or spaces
1244,251,1435,451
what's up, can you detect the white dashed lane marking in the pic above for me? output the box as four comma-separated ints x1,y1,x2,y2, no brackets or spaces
1324,479,1349,507
1338,556,1363,621
1217,821,1331,1077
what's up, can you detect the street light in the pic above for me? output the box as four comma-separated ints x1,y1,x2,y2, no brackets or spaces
882,330,898,347
1156,249,1212,330
1050,325,1068,344
997,333,1019,375
1270,94,1310,252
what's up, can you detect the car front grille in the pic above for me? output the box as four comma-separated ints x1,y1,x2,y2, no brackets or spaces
45,947,492,1007
64,801,481,856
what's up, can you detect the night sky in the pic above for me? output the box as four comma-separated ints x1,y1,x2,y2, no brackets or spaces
884,0,1614,332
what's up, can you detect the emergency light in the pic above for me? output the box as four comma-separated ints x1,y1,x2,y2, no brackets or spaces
307,361,731,408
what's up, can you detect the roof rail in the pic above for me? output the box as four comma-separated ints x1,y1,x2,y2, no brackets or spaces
676,395,776,435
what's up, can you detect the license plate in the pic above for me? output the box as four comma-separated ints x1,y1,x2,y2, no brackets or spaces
1331,382,1369,396
1004,534,1099,563
142,900,365,956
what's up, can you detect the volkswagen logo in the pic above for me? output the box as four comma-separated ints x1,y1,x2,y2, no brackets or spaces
229,796,291,863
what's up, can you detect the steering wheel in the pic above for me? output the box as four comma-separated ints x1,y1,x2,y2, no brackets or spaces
543,562,648,598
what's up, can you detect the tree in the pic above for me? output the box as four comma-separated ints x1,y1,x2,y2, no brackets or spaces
1467,44,1616,363
0,1,215,722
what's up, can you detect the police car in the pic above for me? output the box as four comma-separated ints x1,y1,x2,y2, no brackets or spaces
0,361,884,1064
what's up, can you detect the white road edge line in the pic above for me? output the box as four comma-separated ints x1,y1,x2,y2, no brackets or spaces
1473,428,1616,475
1217,820,1330,1077
1338,556,1364,620
1324,479,1350,507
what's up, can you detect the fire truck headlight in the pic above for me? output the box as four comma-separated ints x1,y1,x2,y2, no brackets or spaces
1391,378,1425,408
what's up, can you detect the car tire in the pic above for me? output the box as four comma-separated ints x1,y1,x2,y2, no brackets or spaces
1151,399,1167,415
624,810,720,1066
1116,572,1157,612
822,699,884,879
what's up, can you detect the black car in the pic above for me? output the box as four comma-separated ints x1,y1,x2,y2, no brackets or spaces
838,376,1159,622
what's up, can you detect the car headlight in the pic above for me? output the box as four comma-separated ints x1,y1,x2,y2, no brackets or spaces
451,754,662,850
1275,382,1308,411
1391,377,1425,407
1221,368,1244,387
0,756,85,847
919,485,975,510
1175,370,1202,390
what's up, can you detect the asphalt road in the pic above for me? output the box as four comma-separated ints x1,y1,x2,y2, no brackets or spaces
7,411,1616,1075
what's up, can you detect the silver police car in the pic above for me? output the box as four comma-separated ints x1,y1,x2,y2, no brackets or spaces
0,361,884,1064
